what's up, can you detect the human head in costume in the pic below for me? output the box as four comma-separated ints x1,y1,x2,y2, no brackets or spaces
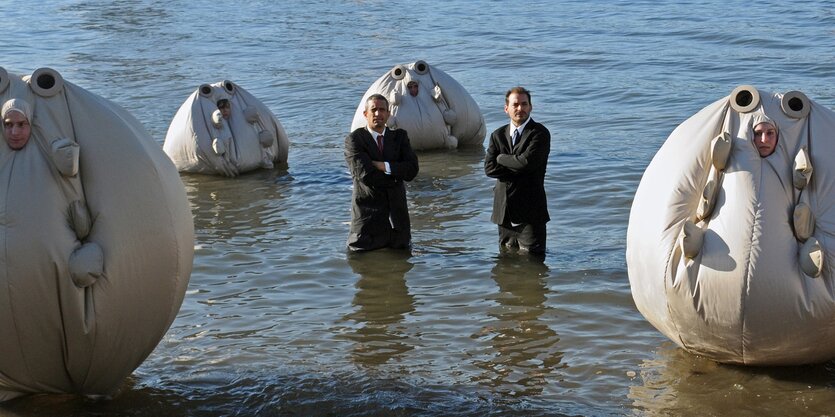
216,98,231,120
2,98,32,150
751,112,779,157
407,80,419,97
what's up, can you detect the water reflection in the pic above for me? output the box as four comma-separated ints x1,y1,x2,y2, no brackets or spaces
628,343,835,416
471,255,563,396
343,251,416,366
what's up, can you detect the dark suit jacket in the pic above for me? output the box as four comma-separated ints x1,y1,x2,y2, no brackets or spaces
345,127,419,250
484,118,550,226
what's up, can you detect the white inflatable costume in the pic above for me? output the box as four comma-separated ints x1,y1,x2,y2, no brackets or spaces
350,60,485,150
628,85,835,365
0,68,193,399
163,80,289,176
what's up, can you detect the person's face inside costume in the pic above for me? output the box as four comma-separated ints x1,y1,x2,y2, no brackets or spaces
505,92,531,126
753,121,778,157
217,100,231,120
363,98,390,133
3,111,31,150
407,81,419,97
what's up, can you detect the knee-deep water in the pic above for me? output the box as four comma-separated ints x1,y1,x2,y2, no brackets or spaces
4,1,835,415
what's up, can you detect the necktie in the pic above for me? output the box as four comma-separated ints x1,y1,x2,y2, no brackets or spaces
512,128,521,146
376,133,384,153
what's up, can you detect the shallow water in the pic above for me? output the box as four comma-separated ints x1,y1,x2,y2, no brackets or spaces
4,1,835,415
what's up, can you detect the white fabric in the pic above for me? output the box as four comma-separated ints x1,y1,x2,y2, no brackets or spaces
627,88,835,365
350,61,486,150
1,98,32,120
163,81,290,176
0,68,194,399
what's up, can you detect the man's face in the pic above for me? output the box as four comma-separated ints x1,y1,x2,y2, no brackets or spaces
753,122,778,157
505,92,531,126
3,111,31,150
363,98,390,132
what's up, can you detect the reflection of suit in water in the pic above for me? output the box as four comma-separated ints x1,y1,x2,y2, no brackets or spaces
344,128,419,251
345,252,415,365
473,256,562,396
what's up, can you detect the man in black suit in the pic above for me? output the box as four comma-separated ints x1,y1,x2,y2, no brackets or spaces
345,94,419,251
484,86,551,255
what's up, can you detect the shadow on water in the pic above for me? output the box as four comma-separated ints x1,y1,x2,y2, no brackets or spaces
343,250,417,366
628,342,835,416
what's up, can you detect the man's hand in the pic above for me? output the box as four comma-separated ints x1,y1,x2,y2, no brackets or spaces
372,161,386,171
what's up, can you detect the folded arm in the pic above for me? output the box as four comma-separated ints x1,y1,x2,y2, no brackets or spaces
485,133,513,179
344,134,395,187
388,133,419,182
496,129,550,173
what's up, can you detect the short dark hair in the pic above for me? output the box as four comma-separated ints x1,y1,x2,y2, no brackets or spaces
505,86,531,105
216,99,230,109
365,94,389,110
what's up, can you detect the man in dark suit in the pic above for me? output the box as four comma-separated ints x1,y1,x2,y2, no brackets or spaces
484,86,551,255
345,94,419,251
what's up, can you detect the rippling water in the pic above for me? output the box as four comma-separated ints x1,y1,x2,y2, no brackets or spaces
4,1,835,416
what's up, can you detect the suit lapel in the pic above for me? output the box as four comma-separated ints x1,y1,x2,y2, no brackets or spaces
512,119,535,152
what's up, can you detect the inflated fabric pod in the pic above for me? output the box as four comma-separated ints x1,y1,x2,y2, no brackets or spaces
627,86,835,365
350,60,485,150
163,80,289,176
0,67,193,399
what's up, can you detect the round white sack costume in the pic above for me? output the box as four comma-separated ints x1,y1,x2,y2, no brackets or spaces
627,86,835,365
163,80,289,176
350,60,486,150
0,68,194,399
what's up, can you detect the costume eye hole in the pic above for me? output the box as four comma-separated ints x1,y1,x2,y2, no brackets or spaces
729,85,760,113
0,67,9,94
413,60,429,75
222,80,235,94
199,84,213,97
29,67,64,97
390,65,407,80
781,90,810,119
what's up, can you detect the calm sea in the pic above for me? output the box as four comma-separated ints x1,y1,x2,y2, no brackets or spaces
3,1,835,416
